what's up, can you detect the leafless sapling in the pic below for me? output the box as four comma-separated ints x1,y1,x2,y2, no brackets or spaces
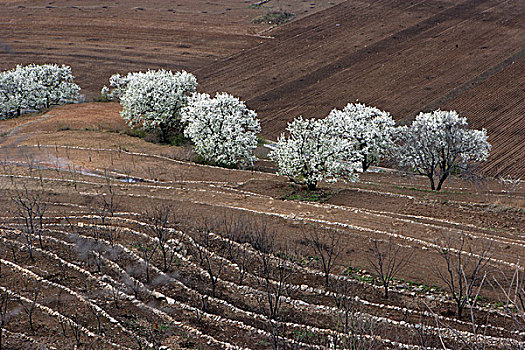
98,170,119,225
367,237,413,299
88,303,103,335
253,225,290,350
304,227,342,287
136,238,157,285
143,205,178,273
190,222,227,298
11,181,48,257
331,279,380,349
433,233,492,320
424,273,494,350
68,312,83,347
492,264,525,332
220,215,251,285
0,290,12,350
17,284,41,333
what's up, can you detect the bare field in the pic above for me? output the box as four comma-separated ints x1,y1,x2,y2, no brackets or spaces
0,0,344,100
1,0,525,348
197,0,525,178
0,103,524,348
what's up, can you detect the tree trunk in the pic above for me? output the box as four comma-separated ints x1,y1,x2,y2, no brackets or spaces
457,302,464,320
428,176,436,191
436,173,449,191
160,126,168,144
307,182,317,191
362,159,370,172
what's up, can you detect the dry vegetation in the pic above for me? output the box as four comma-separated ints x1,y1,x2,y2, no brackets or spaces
1,0,525,348
0,105,523,349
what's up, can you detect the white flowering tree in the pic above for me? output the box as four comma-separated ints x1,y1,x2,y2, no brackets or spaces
326,103,395,172
395,110,491,191
103,69,197,142
269,116,361,190
181,92,261,168
0,64,80,118
33,64,81,108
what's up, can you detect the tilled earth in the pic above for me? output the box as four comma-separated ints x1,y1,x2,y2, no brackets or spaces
0,104,524,348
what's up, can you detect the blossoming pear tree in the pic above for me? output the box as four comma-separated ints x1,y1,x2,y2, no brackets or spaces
326,103,395,172
0,64,80,118
103,69,197,142
181,92,261,168
395,110,491,191
269,116,361,190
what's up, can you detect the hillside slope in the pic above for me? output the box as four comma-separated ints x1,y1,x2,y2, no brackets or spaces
197,0,525,177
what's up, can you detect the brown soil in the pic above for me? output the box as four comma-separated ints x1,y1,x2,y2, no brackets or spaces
0,0,344,100
197,0,525,178
0,103,523,348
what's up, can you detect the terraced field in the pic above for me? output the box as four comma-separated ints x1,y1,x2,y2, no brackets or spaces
1,0,525,348
0,104,524,348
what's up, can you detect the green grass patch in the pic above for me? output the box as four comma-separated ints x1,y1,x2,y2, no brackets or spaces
252,10,295,25
281,186,333,203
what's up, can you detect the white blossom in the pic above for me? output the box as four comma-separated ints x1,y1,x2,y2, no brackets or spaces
181,92,260,168
394,110,491,190
269,116,361,190
104,69,197,141
326,103,395,171
0,64,80,118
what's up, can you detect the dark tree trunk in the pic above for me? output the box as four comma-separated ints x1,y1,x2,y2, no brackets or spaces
436,173,449,191
307,182,317,191
429,176,436,191
362,159,370,172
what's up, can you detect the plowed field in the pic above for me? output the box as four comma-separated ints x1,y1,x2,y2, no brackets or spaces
0,0,343,99
198,0,525,178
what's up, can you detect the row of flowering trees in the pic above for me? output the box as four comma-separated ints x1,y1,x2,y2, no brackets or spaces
1,64,489,191
102,69,490,191
102,70,260,168
271,107,491,191
0,64,81,118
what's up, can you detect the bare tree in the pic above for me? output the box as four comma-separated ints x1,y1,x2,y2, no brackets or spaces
124,269,143,299
304,227,342,287
331,279,380,349
143,205,178,273
98,171,119,225
433,233,492,319
252,225,290,350
68,312,83,347
423,274,498,350
367,237,413,299
88,303,103,335
136,238,157,285
219,215,251,285
11,182,48,258
0,290,12,350
492,264,525,332
17,284,41,333
332,279,355,335
190,224,227,298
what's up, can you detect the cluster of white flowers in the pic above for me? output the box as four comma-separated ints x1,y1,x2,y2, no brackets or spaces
181,92,261,168
326,103,395,171
395,110,491,190
0,64,80,118
269,116,361,190
103,69,197,141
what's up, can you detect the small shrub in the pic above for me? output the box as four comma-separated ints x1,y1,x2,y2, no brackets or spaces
252,10,295,25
